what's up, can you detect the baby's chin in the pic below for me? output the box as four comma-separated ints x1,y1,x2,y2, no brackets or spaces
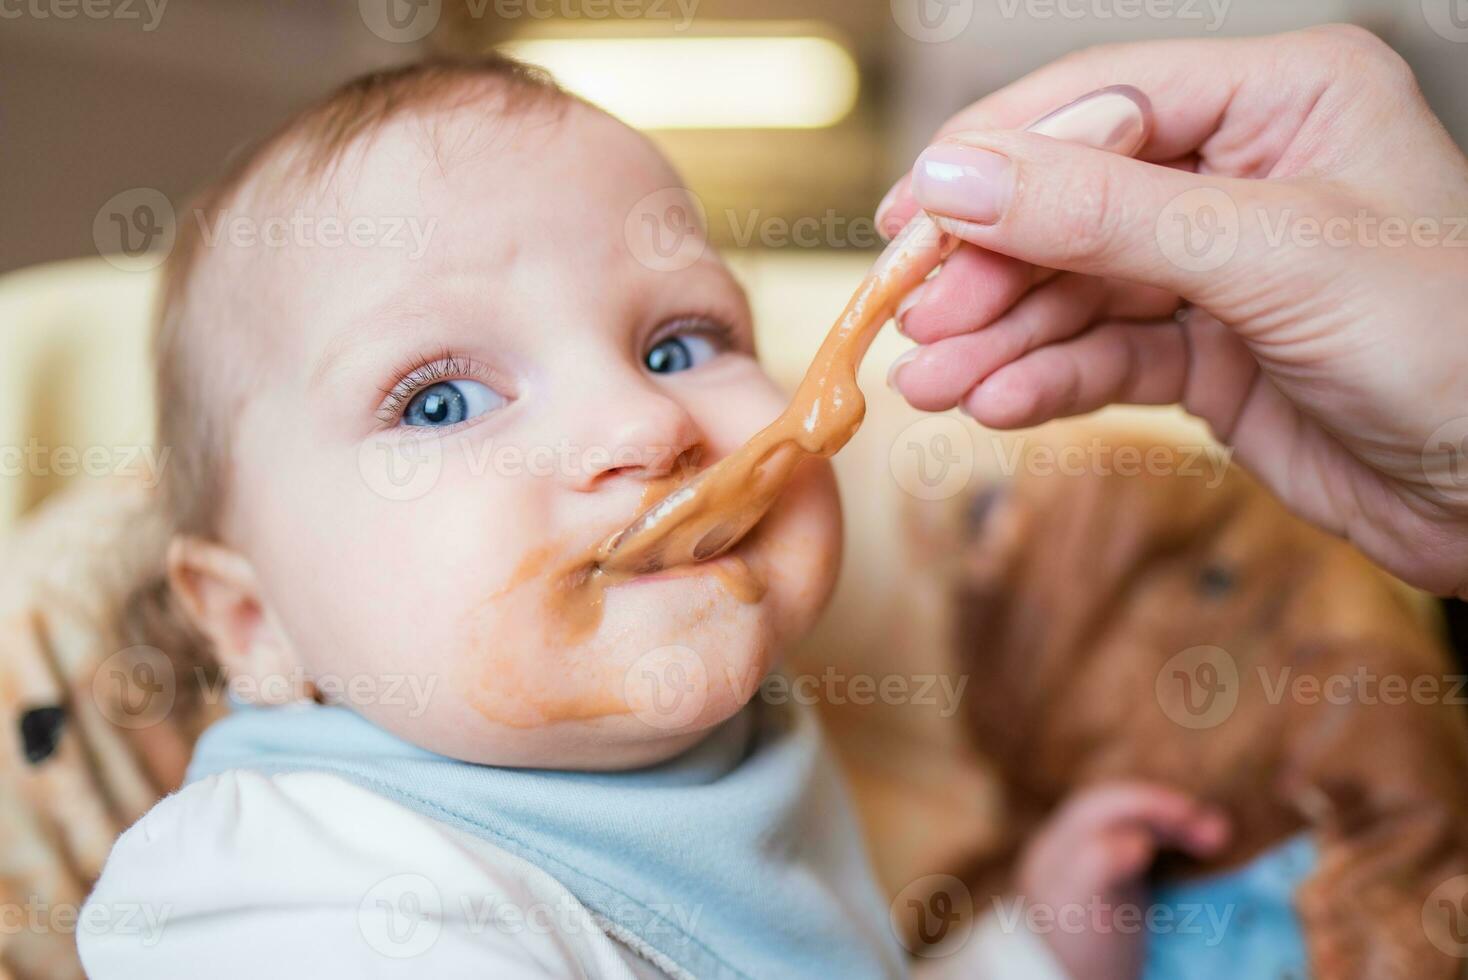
397,561,778,769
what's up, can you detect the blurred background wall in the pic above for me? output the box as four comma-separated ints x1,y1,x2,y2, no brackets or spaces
3,0,1466,275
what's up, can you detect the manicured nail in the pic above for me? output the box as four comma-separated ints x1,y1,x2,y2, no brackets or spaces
1026,85,1151,157
895,283,927,334
874,174,910,240
912,144,1012,225
886,348,919,391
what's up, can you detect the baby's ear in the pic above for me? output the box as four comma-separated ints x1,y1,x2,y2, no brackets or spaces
166,537,300,699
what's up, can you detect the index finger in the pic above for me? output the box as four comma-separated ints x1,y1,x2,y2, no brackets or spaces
875,30,1312,236
1045,781,1229,849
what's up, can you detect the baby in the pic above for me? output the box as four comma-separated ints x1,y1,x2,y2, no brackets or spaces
76,55,1214,979
78,55,882,979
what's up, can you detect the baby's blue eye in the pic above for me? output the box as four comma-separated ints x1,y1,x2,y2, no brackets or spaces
646,334,719,375
402,380,503,427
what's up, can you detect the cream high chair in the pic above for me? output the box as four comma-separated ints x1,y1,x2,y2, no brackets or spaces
0,257,201,980
0,258,158,530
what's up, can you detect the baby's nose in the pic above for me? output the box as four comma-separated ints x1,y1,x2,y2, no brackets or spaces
574,388,703,490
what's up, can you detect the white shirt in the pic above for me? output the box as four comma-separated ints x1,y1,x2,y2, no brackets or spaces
80,770,1065,979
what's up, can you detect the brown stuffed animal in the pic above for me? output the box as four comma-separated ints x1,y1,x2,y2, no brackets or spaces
927,425,1468,979
0,479,219,980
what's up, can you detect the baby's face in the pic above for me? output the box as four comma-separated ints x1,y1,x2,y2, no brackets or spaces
222,101,841,768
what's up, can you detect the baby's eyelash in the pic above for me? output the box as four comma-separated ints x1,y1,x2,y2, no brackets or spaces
376,350,494,424
652,314,744,353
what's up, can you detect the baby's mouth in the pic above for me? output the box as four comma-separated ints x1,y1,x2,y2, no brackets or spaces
512,495,769,644
593,442,800,578
618,541,760,585
601,547,769,623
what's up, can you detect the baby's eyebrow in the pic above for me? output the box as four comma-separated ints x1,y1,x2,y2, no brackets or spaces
309,301,438,387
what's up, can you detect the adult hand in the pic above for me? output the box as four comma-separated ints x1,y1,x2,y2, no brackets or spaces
878,26,1468,598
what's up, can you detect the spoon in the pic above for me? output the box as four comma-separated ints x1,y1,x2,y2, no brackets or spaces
597,85,1154,575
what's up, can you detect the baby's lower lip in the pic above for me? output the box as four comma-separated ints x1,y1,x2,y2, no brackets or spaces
619,551,743,587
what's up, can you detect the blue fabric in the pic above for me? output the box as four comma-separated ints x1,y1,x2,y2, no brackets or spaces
1143,833,1315,980
187,695,905,980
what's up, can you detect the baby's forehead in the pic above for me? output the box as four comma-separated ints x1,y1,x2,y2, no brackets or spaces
277,99,673,229
247,102,557,225
216,98,679,300
192,97,693,365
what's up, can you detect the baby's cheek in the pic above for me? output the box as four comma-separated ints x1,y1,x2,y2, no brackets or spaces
693,370,790,454
752,459,844,636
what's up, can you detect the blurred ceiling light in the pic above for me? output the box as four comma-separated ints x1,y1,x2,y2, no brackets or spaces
500,34,859,130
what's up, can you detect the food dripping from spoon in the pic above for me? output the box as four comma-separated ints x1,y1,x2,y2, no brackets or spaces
594,85,1156,578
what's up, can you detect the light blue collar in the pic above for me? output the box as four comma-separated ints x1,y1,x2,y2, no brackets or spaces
187,697,905,980
1143,833,1315,980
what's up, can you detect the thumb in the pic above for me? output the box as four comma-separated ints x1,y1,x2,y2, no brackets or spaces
910,129,1328,313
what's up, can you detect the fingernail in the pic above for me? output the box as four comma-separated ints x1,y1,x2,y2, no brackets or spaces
874,174,910,240
886,348,919,391
895,283,927,335
1194,808,1230,842
912,144,1012,225
1027,84,1151,156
